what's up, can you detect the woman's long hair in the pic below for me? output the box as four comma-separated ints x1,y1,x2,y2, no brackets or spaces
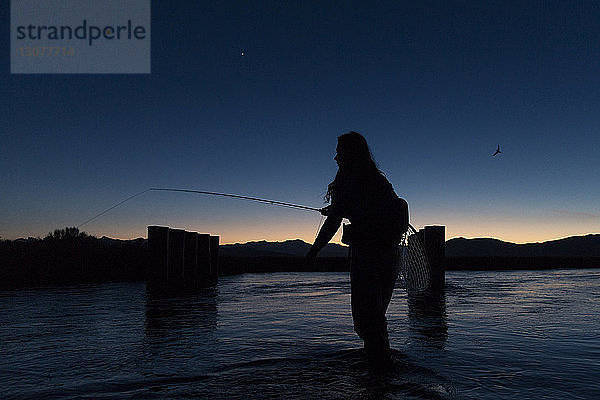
325,131,386,202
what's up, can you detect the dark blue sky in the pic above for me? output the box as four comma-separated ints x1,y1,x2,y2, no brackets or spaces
3,1,600,243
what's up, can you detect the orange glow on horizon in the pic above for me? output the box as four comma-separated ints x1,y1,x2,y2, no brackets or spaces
82,223,598,245
5,209,598,245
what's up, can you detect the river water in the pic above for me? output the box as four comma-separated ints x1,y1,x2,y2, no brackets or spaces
1,269,599,399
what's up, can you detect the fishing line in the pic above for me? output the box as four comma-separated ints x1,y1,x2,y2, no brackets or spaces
314,214,325,241
78,187,321,228
77,189,152,228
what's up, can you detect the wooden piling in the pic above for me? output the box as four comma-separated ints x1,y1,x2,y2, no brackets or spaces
168,228,185,283
197,234,211,284
184,231,198,282
147,226,219,290
420,225,446,291
209,235,220,281
147,226,169,282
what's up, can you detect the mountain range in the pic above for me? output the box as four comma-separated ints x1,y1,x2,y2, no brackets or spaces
445,234,600,257
219,234,600,258
220,239,348,257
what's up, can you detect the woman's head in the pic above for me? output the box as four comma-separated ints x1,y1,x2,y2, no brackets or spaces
334,131,378,173
326,131,386,202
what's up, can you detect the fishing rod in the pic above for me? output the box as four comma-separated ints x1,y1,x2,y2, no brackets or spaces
77,187,430,291
149,188,320,212
78,187,322,228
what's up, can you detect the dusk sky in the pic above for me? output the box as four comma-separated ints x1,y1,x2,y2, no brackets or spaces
3,1,600,244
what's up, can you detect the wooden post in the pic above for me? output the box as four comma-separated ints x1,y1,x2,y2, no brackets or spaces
184,231,198,284
147,226,169,283
197,234,211,284
168,228,185,284
148,226,218,290
209,235,219,281
420,225,445,291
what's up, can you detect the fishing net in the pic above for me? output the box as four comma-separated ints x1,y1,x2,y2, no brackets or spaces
398,224,430,293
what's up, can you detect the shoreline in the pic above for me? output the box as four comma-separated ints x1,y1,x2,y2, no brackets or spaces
2,254,599,291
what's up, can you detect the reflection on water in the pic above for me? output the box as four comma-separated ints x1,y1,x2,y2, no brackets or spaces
144,286,218,336
408,291,448,349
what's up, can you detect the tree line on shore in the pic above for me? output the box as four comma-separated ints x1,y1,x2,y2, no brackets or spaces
0,227,148,290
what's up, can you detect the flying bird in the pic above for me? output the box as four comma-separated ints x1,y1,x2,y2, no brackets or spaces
492,144,501,156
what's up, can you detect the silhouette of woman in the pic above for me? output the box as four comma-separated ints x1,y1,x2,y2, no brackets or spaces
306,131,406,370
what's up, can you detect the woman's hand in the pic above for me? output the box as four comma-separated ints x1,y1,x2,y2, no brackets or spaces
319,205,332,216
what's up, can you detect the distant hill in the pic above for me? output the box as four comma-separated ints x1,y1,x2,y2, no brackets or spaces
99,236,147,248
446,234,600,257
211,235,600,258
220,239,348,257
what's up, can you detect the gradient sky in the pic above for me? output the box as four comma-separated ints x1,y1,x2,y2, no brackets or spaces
2,1,600,244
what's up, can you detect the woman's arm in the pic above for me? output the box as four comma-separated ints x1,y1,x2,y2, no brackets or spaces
306,215,343,263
